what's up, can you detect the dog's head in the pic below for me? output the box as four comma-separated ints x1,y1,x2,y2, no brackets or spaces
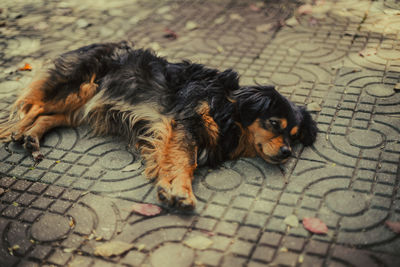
234,85,318,164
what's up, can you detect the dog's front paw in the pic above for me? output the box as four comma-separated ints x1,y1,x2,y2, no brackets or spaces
156,178,197,210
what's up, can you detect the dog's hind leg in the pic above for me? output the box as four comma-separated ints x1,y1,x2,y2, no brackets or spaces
22,113,74,161
0,75,97,161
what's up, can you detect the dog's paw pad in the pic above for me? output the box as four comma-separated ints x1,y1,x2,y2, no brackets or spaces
23,135,39,151
11,132,24,143
156,184,172,204
171,188,197,210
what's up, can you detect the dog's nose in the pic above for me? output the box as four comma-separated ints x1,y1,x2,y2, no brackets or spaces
279,146,291,159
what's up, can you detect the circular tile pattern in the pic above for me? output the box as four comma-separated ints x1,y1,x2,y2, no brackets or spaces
151,243,194,267
270,73,300,86
377,49,400,60
365,83,394,97
0,81,21,94
325,190,367,215
98,150,135,170
294,41,320,52
31,214,71,242
204,168,242,191
348,129,383,149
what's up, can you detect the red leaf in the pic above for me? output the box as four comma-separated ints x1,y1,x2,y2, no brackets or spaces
249,4,261,12
359,48,377,57
303,217,328,234
163,28,178,40
18,63,32,71
131,203,162,216
385,221,400,234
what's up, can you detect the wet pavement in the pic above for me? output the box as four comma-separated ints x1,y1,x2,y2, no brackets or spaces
0,0,400,266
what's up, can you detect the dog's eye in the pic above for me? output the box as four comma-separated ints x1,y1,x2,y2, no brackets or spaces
269,120,280,129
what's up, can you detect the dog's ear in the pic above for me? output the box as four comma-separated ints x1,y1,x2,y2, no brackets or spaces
298,107,318,146
233,86,273,127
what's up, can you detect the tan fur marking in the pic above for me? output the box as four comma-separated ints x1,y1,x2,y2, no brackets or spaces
232,119,286,162
196,102,219,147
280,118,287,129
290,126,299,136
230,123,257,159
26,114,72,140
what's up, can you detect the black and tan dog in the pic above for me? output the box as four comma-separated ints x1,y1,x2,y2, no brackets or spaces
0,41,317,209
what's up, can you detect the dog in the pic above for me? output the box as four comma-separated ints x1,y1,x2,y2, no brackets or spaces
0,41,317,209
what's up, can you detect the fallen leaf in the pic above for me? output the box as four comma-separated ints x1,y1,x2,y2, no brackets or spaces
0,188,4,195
131,203,162,216
69,217,75,228
8,244,20,255
307,102,322,112
298,254,304,263
394,83,400,92
279,246,288,252
163,14,174,21
256,23,273,33
63,247,75,253
163,28,178,40
137,244,146,251
216,45,224,53
303,217,328,234
18,63,32,71
156,6,171,15
184,236,213,250
285,17,298,27
185,21,198,31
297,4,313,15
385,221,400,234
359,48,377,57
284,214,299,228
214,16,226,25
230,13,245,22
94,241,135,257
249,4,261,12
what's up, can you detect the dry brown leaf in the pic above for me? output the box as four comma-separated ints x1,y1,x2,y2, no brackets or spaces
0,188,5,195
249,4,261,12
214,16,226,25
359,48,377,57
94,241,135,257
303,217,328,234
69,217,75,228
285,17,298,27
256,23,273,33
184,236,213,250
185,21,198,31
307,102,322,112
385,221,400,234
131,203,162,216
18,63,32,71
230,13,245,22
164,28,178,40
284,214,299,228
394,83,400,92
